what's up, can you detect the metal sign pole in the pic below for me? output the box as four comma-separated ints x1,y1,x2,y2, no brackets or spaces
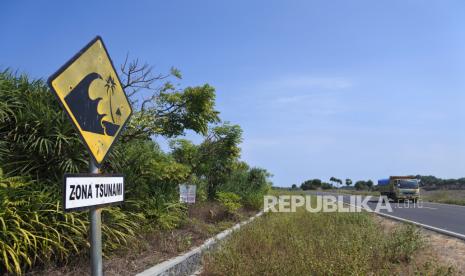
89,159,103,276
48,37,131,276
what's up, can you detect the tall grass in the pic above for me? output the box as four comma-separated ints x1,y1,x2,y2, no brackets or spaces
203,206,451,275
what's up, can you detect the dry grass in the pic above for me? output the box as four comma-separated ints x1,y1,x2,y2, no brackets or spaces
202,202,457,275
421,189,465,206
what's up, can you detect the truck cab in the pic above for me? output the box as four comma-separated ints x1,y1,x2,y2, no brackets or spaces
378,176,420,202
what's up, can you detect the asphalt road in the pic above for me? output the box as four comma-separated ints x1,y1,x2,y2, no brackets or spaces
308,191,465,238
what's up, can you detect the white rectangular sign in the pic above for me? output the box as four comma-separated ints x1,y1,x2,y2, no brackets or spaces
64,174,124,211
179,184,196,204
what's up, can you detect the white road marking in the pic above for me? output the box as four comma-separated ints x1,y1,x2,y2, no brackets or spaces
308,191,464,239
422,201,465,208
336,199,465,240
373,211,465,240
419,206,437,210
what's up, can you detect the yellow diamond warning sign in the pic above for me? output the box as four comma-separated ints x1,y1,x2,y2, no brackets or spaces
48,36,132,165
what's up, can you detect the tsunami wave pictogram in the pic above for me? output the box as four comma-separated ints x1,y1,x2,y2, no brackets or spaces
64,72,120,136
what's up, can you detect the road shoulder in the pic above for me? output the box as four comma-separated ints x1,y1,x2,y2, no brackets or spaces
376,215,465,273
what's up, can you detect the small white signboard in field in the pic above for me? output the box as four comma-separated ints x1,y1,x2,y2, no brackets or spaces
64,174,124,211
179,184,196,204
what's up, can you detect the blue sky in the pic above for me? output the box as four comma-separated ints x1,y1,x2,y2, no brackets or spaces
2,1,465,186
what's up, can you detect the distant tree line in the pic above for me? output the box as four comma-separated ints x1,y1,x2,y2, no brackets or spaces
354,180,374,191
298,177,375,191
300,179,333,190
296,174,465,192
416,175,465,190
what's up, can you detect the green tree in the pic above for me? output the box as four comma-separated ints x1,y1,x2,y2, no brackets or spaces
345,178,352,187
301,179,323,190
321,182,333,190
330,177,342,188
355,181,370,190
366,180,374,190
171,123,243,199
119,59,220,141
330,177,337,187
170,139,200,171
200,123,243,198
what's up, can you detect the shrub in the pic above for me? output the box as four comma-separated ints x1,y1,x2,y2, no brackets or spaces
108,139,190,203
386,224,424,263
219,166,271,209
140,199,187,231
0,170,143,274
0,70,87,184
216,192,242,215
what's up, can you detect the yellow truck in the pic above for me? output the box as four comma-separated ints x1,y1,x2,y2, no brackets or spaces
377,176,420,202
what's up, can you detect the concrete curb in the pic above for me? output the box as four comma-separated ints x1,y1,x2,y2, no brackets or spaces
136,211,265,276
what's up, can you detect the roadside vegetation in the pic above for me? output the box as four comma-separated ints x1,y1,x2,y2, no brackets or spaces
328,189,380,196
0,67,271,275
31,201,256,275
421,189,465,206
202,195,456,275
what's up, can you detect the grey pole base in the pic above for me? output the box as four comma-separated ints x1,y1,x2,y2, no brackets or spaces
89,160,103,276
